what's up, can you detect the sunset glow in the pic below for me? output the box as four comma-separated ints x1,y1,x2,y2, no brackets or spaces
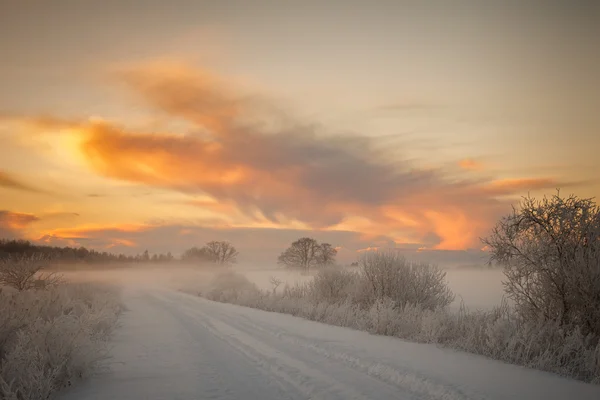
1,2,598,264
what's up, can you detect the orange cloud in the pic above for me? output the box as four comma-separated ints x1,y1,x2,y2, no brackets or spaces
458,159,483,171
106,239,137,249
187,199,241,215
356,246,380,253
114,61,241,135
42,223,150,240
73,120,363,229
483,177,560,195
0,210,40,239
424,210,473,250
35,223,151,251
0,210,39,230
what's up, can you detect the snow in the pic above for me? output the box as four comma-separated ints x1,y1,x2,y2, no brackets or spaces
59,287,600,400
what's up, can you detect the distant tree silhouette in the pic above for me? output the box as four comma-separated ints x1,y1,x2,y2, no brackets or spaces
204,241,239,265
181,247,215,263
181,241,239,266
278,238,337,270
316,243,337,266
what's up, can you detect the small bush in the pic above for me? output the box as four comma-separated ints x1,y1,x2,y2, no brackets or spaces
307,268,359,304
205,270,260,302
358,252,455,310
0,255,62,292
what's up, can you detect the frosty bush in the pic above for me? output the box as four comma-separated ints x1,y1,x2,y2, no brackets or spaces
307,268,359,304
205,270,260,302
0,254,62,292
483,192,600,337
358,251,455,310
0,284,122,400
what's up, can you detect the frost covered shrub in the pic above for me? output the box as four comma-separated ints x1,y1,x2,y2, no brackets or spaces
483,193,600,337
358,251,455,310
307,268,359,304
0,254,62,292
287,254,454,311
0,284,122,400
205,270,260,303
281,282,310,299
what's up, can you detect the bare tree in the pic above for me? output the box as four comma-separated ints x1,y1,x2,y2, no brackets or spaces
277,238,319,270
269,276,283,294
278,238,338,270
0,254,62,291
483,192,600,335
203,241,239,265
316,243,337,266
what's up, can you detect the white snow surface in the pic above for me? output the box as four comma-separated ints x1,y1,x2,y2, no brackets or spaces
59,287,600,400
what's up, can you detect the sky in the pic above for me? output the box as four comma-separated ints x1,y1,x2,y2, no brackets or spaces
1,1,599,264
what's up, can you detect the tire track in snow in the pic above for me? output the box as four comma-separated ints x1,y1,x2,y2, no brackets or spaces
213,310,491,400
158,292,384,400
165,291,485,400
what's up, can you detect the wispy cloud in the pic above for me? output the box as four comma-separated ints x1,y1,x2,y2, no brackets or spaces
0,210,39,229
114,61,242,135
43,223,150,240
0,210,40,238
39,211,80,220
0,170,45,193
482,178,563,196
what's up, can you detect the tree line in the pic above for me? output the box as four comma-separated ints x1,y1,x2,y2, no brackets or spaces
0,237,338,269
0,239,176,264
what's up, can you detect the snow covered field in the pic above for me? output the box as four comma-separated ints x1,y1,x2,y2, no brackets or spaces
59,286,600,400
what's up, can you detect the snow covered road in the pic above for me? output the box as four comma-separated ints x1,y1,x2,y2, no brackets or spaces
60,287,600,400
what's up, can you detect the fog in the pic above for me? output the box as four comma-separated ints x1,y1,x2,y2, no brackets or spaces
57,263,507,311
236,264,508,311
444,267,507,310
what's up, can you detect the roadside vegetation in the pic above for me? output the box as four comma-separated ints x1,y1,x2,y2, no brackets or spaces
0,255,122,400
199,192,600,384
